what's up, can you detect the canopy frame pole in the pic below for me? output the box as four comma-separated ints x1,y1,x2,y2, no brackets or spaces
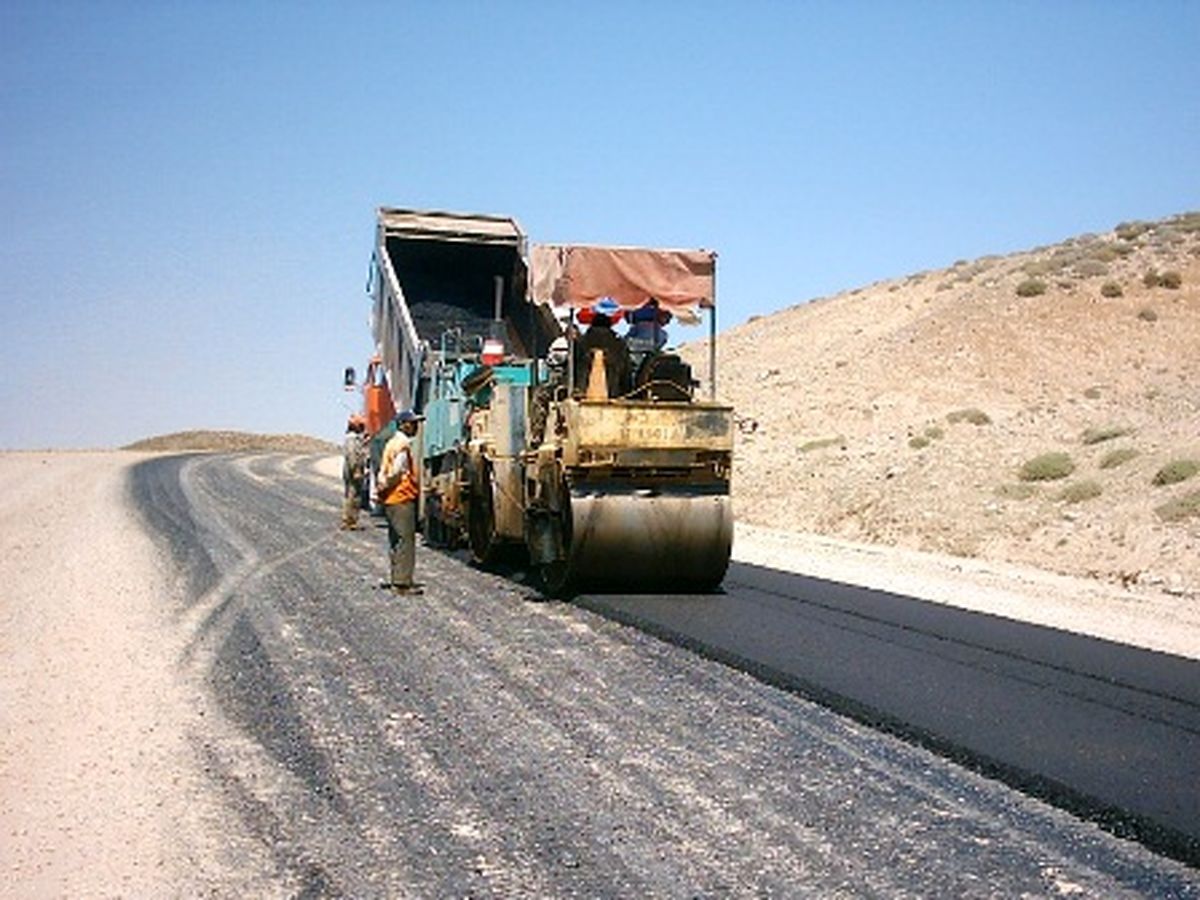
708,272,717,400
567,308,576,393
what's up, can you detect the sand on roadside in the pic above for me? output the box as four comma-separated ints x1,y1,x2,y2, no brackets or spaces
0,451,225,896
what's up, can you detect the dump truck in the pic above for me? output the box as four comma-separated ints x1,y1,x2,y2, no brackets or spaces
355,207,733,594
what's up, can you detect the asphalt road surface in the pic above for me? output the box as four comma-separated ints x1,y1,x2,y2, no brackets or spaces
581,568,1200,864
129,453,1200,897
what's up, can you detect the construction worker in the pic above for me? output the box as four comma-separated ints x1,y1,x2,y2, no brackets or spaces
574,312,631,397
341,415,368,530
375,409,423,594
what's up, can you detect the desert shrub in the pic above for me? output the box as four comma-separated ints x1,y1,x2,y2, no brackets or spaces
1143,270,1162,288
1100,447,1139,469
801,436,844,453
1100,281,1123,298
1172,211,1200,233
1081,425,1131,445
1138,307,1158,322
995,483,1037,500
1016,278,1047,297
1059,480,1103,504
1019,452,1075,482
1152,459,1199,486
1115,221,1151,241
1156,490,1200,523
909,435,930,450
1083,386,1102,399
1161,270,1183,289
1022,260,1056,277
1087,245,1121,263
1074,259,1109,278
947,408,991,426
924,425,945,440
1151,227,1184,246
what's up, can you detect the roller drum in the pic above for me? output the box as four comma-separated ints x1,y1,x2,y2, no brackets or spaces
562,487,732,592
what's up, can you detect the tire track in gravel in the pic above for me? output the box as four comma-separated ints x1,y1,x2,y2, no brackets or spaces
129,452,1200,898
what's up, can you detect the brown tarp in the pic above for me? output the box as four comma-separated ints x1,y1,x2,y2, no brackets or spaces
530,244,715,324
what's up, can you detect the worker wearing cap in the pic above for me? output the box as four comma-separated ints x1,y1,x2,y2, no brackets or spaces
574,312,632,397
376,409,423,594
341,415,368,530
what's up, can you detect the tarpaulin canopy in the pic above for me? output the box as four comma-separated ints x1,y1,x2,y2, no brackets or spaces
530,244,715,325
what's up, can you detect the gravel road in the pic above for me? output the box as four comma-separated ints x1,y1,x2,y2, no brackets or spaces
2,451,1198,897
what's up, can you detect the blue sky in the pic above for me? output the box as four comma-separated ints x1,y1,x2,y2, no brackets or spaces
2,1,1197,448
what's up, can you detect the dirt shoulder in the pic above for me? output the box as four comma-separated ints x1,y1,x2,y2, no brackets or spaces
0,451,225,896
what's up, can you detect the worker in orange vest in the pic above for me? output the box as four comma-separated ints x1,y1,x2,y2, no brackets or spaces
375,409,423,594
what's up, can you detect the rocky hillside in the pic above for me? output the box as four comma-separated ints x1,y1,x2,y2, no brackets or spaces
691,212,1200,596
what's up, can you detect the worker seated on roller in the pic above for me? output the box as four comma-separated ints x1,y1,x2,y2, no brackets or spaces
625,298,672,353
574,312,631,397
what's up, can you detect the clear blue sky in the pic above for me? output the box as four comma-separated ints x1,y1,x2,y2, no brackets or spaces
2,1,1197,448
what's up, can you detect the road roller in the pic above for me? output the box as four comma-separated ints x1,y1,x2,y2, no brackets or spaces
358,207,733,595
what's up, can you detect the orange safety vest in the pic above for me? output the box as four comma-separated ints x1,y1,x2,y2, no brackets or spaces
379,433,419,505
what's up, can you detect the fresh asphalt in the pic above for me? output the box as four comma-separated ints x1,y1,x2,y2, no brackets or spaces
579,565,1200,866
128,452,1200,895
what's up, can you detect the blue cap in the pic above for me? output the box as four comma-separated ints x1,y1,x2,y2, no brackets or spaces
593,296,621,317
396,409,424,424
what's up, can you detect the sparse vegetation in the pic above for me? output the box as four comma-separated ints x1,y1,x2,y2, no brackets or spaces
1138,308,1158,322
1083,386,1102,399
1115,221,1151,241
1074,259,1108,278
1099,447,1139,469
908,423,946,449
1090,245,1121,262
1081,425,1131,445
1156,490,1200,523
1022,260,1059,277
1161,270,1183,290
995,483,1038,500
1100,281,1123,298
1143,271,1162,288
947,408,991,426
1059,480,1102,504
801,436,844,453
1152,460,1199,487
1016,278,1047,297
1019,452,1075,482
1151,227,1184,247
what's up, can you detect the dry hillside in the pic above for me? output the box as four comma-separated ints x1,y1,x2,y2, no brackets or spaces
690,212,1200,597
